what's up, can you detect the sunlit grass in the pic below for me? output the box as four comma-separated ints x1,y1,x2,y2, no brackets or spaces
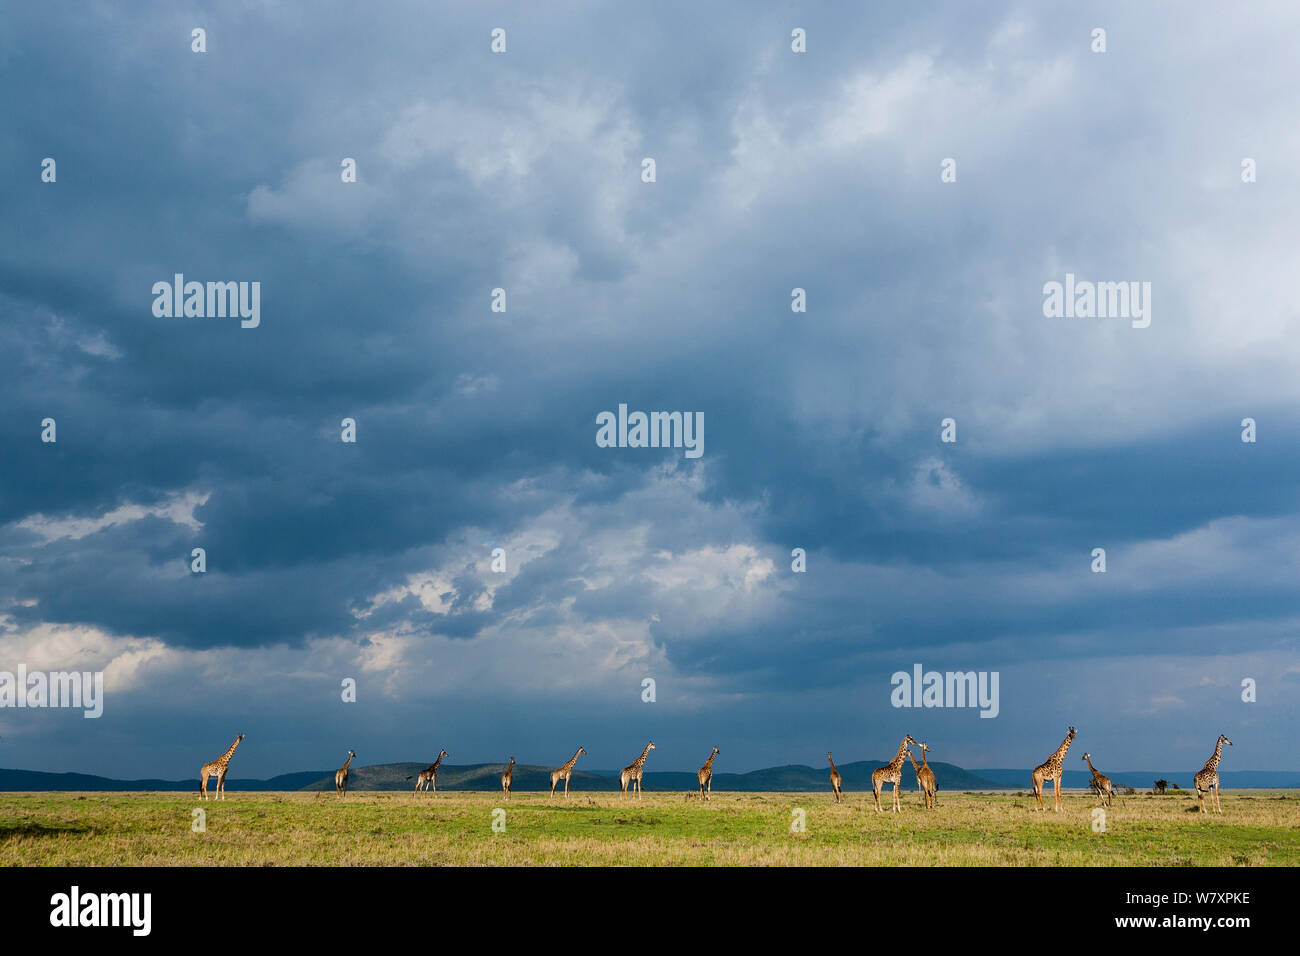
1,789,1296,866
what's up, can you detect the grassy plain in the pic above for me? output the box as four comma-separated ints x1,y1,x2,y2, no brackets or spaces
2,789,1297,866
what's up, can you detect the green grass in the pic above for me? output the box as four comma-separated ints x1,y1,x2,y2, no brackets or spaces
1,790,1297,866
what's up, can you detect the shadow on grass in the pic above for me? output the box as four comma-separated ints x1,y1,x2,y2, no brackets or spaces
0,821,89,839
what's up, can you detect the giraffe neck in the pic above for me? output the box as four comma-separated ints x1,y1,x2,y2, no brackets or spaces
218,738,241,765
633,744,653,769
703,754,717,771
507,758,514,771
342,755,353,770
1084,755,1096,773
828,756,837,773
907,751,919,771
432,755,444,772
890,740,910,770
921,750,930,771
564,749,582,771
1053,736,1073,763
1206,740,1224,771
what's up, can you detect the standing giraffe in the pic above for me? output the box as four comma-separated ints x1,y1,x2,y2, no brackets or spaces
918,741,937,808
407,749,448,794
1193,734,1233,814
697,746,720,799
872,735,919,813
1030,726,1076,812
198,733,245,801
501,757,515,797
1081,752,1113,807
550,747,586,797
619,741,656,797
335,750,355,797
907,742,937,808
827,752,843,803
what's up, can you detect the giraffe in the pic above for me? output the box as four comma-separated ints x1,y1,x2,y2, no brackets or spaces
501,757,515,798
697,746,720,799
1081,752,1113,807
335,750,355,797
908,742,938,808
619,741,656,797
198,733,244,801
827,752,843,803
1030,726,1076,812
1193,734,1233,814
407,749,448,794
550,747,586,797
872,735,918,812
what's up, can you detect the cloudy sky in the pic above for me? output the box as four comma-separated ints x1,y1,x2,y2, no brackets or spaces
2,1,1297,779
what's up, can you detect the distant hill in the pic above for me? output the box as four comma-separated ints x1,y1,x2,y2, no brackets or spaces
4,762,1297,793
299,760,1006,793
0,768,330,792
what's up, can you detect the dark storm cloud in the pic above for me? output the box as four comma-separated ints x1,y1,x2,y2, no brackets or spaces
2,1,1298,773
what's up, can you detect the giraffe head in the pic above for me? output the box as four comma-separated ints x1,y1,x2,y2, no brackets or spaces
579,747,587,755
648,741,656,750
346,749,355,758
1219,735,1233,747
439,749,449,758
1067,727,1076,741
920,741,930,756
827,751,833,761
1082,752,1089,762
237,733,245,742
904,734,918,748
712,746,720,756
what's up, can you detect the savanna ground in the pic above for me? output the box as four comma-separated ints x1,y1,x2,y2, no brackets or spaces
1,789,1297,866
